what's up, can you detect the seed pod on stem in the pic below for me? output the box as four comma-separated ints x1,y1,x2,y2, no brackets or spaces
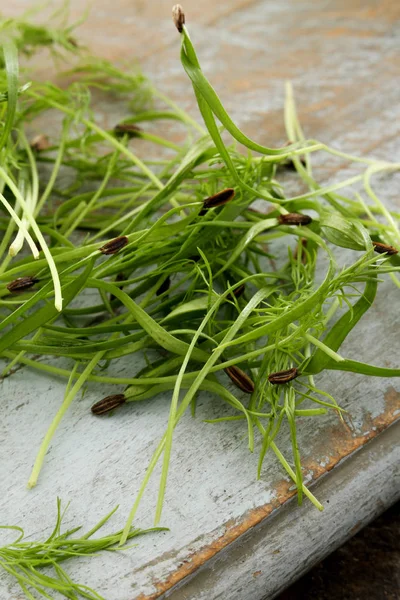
91,394,126,415
30,134,50,152
99,236,128,255
281,153,306,170
372,241,398,255
268,367,299,385
229,283,245,300
279,142,306,170
114,123,142,138
7,276,39,293
199,188,235,216
224,365,255,394
156,275,171,296
278,213,312,226
172,4,185,33
67,36,79,48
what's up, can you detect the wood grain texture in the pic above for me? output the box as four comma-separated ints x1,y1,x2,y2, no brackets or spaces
162,420,400,600
1,1,400,599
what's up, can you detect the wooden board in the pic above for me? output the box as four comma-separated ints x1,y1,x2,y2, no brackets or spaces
1,1,400,599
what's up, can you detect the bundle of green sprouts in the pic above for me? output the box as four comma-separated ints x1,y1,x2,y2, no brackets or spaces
0,499,165,599
1,5,400,571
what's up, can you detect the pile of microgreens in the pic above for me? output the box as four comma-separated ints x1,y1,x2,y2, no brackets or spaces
1,5,400,589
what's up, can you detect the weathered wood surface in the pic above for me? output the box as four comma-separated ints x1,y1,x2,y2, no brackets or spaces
1,1,400,599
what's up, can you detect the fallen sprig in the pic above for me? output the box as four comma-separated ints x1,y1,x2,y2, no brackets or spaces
0,499,166,599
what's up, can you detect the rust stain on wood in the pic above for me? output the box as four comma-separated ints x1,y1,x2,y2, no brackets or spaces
324,26,374,39
298,387,400,485
135,503,277,600
137,387,399,599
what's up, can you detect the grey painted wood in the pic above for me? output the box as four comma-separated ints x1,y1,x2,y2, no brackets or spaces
164,420,400,599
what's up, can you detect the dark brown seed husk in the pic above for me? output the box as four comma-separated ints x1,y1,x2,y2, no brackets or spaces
99,236,129,255
280,142,306,169
91,394,126,415
172,4,185,32
282,157,306,170
199,188,235,216
224,365,255,394
30,134,50,152
229,283,245,300
372,241,398,255
156,275,171,296
68,36,79,48
114,123,142,138
278,213,312,226
268,367,299,385
7,276,39,293
203,188,235,209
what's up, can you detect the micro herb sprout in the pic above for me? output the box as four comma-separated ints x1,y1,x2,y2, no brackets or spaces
0,2,399,572
0,499,166,600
